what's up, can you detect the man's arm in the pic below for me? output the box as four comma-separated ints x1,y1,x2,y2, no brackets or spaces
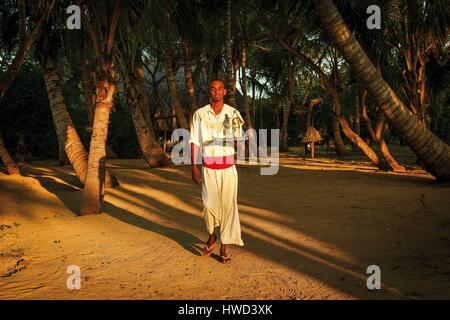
189,110,202,184
191,143,202,184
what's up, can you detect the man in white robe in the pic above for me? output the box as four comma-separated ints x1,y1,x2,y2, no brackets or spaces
189,79,245,264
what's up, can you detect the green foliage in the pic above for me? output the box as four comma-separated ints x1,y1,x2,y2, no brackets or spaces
1,0,449,162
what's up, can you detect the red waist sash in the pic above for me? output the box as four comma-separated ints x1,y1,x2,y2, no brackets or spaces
202,155,234,169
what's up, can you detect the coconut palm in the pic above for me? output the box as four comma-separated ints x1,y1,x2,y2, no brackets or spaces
224,0,236,107
78,0,122,215
114,1,170,167
0,133,19,175
36,24,118,187
314,0,450,180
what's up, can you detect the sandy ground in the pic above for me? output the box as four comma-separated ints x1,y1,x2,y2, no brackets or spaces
0,147,449,299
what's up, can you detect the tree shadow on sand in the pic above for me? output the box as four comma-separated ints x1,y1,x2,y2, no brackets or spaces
103,200,204,257
18,160,440,299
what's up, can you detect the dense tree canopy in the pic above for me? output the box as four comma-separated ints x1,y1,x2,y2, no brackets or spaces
1,0,449,184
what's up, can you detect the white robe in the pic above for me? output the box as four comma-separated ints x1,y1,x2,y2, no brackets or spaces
189,104,245,246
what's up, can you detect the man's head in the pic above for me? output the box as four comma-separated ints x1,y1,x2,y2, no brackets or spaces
209,79,227,103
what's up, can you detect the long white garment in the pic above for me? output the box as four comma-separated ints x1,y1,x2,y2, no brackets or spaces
189,104,245,246
201,165,244,246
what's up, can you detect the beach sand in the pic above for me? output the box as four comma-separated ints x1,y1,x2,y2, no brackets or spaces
1,147,449,299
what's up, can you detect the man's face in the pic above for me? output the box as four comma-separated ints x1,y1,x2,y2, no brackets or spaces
209,81,227,103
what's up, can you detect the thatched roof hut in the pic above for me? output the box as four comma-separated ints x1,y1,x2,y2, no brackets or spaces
300,126,323,144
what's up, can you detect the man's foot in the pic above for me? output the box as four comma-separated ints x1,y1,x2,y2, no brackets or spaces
219,244,231,264
202,233,217,256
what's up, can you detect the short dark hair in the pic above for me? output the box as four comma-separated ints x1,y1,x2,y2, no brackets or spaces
208,78,225,88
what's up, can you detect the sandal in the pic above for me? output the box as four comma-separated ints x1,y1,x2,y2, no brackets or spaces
220,255,232,264
202,234,216,256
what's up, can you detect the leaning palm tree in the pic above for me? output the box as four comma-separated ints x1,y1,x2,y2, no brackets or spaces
115,3,169,167
314,0,450,180
36,23,118,187
78,0,122,215
0,133,19,175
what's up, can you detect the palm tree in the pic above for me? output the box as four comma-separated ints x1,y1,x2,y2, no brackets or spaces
78,0,122,215
359,89,406,171
256,5,350,156
280,53,294,151
225,0,236,107
37,24,118,188
314,0,450,180
81,41,118,159
115,3,169,168
181,39,199,128
0,133,19,175
163,30,189,130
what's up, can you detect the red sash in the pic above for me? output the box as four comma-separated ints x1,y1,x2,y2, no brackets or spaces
202,155,234,169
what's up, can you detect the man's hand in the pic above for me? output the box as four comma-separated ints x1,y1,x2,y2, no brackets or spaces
192,165,202,184
191,143,202,184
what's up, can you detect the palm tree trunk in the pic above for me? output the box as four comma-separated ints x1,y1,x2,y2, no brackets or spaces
306,97,323,131
79,0,121,214
352,95,360,151
80,78,116,215
359,90,376,143
0,134,20,175
338,116,389,170
280,103,291,152
124,72,169,168
225,0,236,107
273,104,280,130
43,58,90,184
181,39,198,128
82,45,96,126
250,66,257,126
241,39,257,159
81,46,118,159
163,34,189,130
50,107,70,165
134,63,153,131
334,93,383,166
314,0,450,180
354,95,360,135
42,47,117,188
241,40,253,129
280,57,294,151
374,108,406,172
331,95,348,156
360,92,405,171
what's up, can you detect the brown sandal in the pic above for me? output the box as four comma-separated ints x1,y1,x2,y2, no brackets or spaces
202,234,216,256
220,255,232,264
202,243,215,256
